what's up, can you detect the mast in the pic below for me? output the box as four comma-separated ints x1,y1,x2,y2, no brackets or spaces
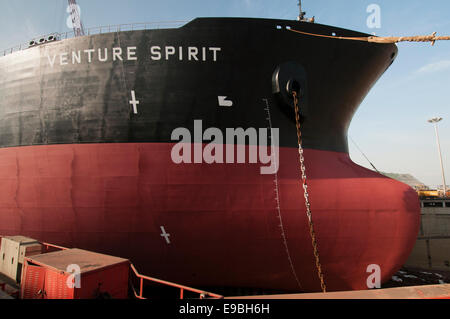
298,0,306,21
297,1,314,23
68,0,85,36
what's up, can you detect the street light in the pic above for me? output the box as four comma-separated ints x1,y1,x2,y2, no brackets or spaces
428,117,447,198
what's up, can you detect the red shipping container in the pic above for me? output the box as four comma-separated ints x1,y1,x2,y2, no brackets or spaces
21,248,130,299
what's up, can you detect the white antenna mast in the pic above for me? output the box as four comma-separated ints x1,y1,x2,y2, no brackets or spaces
68,0,85,36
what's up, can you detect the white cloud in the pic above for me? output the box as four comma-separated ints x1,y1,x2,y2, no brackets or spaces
417,60,450,74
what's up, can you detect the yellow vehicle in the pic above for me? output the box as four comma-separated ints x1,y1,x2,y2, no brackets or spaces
417,190,440,198
416,189,449,199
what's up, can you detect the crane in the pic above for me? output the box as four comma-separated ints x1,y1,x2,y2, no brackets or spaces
68,0,85,36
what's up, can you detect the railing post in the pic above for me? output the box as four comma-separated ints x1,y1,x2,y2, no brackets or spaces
2,21,190,57
139,277,143,299
180,289,184,299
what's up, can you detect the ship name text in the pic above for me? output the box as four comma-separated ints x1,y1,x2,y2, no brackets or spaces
45,45,222,68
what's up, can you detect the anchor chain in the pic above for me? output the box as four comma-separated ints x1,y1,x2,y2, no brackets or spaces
292,90,327,293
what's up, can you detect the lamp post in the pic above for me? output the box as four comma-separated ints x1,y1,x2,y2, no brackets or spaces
428,117,447,198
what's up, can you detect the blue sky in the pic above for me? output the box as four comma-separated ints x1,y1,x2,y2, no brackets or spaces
0,0,449,187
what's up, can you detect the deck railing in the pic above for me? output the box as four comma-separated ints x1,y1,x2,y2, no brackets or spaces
129,263,223,299
39,241,222,299
42,242,70,252
1,21,187,57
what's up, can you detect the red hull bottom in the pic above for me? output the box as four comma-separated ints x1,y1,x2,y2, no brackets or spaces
0,143,420,292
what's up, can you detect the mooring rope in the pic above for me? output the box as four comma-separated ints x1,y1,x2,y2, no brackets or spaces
289,29,450,46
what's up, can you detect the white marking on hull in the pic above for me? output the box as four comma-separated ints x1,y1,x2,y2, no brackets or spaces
160,226,171,244
130,90,140,114
218,96,233,107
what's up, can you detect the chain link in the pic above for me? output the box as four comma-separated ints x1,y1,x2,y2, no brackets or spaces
292,91,327,293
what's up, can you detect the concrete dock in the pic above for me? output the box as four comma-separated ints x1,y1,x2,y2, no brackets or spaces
227,284,450,299
405,199,450,271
